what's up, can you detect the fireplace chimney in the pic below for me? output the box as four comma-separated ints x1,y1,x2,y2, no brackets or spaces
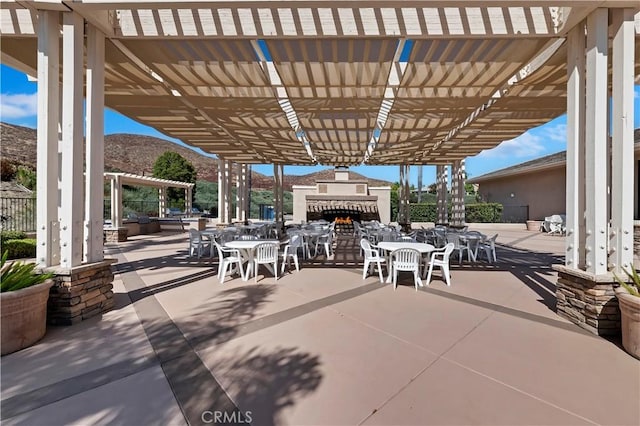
335,166,349,181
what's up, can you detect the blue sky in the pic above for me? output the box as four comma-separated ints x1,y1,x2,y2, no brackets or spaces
1,64,639,185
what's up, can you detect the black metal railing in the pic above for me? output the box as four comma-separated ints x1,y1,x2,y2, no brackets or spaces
0,197,36,232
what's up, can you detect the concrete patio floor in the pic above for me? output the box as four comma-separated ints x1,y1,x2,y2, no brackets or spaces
1,226,639,425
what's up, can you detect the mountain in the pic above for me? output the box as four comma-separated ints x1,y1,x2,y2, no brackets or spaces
0,122,392,190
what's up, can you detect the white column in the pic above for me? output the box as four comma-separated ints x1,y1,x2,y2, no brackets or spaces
245,164,252,220
398,165,410,224
451,160,466,226
217,158,225,223
225,160,233,223
584,8,609,275
565,21,586,269
404,165,411,225
236,163,244,222
110,178,117,225
398,165,405,224
113,175,123,228
84,25,105,263
60,12,84,269
36,10,60,267
610,8,635,272
273,164,284,224
436,165,448,224
185,186,193,215
158,187,167,218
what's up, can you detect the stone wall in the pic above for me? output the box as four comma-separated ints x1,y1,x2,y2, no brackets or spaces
555,266,620,336
104,227,128,242
48,260,116,326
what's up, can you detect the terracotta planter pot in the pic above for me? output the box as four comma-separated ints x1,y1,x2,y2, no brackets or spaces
1,279,54,356
526,220,542,231
615,287,640,360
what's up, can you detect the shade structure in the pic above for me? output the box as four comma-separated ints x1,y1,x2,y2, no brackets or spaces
1,1,638,166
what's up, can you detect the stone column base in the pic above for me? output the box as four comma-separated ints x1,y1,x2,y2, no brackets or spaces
554,265,620,336
47,259,117,326
104,227,128,242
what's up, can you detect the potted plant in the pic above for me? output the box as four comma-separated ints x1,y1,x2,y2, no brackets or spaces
614,267,640,360
1,251,55,355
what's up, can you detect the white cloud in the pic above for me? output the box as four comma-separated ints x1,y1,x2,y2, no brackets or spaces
0,93,37,120
477,132,546,160
541,123,566,144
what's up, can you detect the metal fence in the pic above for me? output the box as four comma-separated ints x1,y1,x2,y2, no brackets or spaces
0,197,37,232
104,199,160,220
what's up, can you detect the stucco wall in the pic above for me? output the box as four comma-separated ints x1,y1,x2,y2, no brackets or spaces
477,167,565,220
370,187,391,224
292,186,316,223
292,185,391,224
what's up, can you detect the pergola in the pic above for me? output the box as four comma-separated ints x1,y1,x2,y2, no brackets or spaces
0,1,638,331
103,172,195,227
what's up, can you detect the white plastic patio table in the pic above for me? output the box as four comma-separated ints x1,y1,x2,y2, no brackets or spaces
224,240,279,281
377,242,435,284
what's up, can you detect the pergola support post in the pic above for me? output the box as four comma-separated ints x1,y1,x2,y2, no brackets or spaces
451,160,466,228
565,21,586,270
185,186,193,215
236,163,246,222
59,11,84,269
555,7,634,337
436,165,448,225
217,158,226,224
274,164,284,233
159,187,167,218
397,165,411,230
225,160,234,223
609,8,635,273
36,10,60,267
84,24,105,264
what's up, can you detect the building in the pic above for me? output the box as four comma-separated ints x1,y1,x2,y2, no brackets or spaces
469,130,640,221
292,167,391,224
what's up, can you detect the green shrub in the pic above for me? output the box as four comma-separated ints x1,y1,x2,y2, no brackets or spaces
0,231,27,244
0,250,54,292
408,203,503,223
409,203,437,222
1,239,37,259
465,203,503,223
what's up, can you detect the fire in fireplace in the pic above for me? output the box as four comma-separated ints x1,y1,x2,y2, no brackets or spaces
335,216,353,225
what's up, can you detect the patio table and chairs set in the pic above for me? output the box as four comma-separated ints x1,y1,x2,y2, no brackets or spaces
186,220,498,288
187,220,336,283
358,222,498,290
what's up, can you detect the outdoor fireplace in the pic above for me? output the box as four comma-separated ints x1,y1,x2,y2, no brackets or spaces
293,166,391,224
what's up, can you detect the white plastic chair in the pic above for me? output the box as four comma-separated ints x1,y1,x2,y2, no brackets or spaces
253,242,279,282
446,233,470,265
423,243,455,286
314,231,334,258
213,240,244,283
479,234,498,263
281,234,303,273
188,229,211,258
390,248,422,290
238,234,258,241
360,238,386,283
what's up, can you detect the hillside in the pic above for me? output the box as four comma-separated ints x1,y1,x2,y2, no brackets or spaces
0,122,392,190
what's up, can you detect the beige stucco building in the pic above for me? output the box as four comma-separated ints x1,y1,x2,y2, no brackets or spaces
469,130,640,221
292,168,391,224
